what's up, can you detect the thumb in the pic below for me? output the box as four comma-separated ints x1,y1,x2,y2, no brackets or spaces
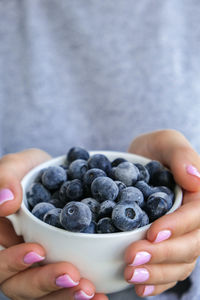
128,129,200,192
0,148,52,216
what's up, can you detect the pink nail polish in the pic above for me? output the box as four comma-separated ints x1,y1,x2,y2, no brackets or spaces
56,274,79,288
129,268,149,283
0,188,14,205
23,251,45,264
154,230,171,243
143,285,155,296
74,290,94,300
186,165,200,178
129,251,151,266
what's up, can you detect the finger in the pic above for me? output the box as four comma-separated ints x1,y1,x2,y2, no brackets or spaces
39,287,108,300
134,282,177,297
0,148,51,216
146,194,200,242
124,261,196,286
0,217,23,247
128,129,200,192
0,243,46,283
1,265,93,300
125,229,200,266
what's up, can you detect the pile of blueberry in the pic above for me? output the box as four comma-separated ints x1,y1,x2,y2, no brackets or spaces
27,147,176,234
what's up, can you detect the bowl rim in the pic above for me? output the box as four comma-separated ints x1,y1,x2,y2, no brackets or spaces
20,150,183,239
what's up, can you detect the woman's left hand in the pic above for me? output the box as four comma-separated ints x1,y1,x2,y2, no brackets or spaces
125,129,200,297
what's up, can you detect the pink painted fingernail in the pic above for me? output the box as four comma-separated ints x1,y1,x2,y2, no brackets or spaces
56,274,79,288
186,165,200,178
0,188,14,205
129,268,149,283
154,230,171,243
74,290,94,300
129,251,151,266
143,285,155,296
23,251,45,264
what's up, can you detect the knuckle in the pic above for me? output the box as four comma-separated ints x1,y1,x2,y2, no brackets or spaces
186,230,200,263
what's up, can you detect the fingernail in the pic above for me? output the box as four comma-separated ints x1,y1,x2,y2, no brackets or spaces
74,290,94,300
154,230,171,243
129,268,149,283
186,165,200,178
56,274,79,288
129,251,151,267
143,285,155,296
23,251,45,264
0,188,14,205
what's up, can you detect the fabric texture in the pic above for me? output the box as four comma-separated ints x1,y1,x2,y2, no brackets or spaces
0,1,200,299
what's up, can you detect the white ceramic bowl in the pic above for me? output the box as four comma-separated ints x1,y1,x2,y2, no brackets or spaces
7,151,182,294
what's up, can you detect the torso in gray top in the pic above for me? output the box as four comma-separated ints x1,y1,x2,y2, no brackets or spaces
0,1,200,300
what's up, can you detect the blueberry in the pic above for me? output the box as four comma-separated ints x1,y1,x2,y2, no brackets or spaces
27,182,51,207
43,208,63,228
59,179,83,201
134,180,154,200
49,197,66,209
97,217,118,233
42,166,67,190
152,186,174,209
60,201,92,232
91,177,119,202
68,159,88,180
32,202,55,220
118,186,144,208
146,192,170,221
88,154,112,176
150,169,175,190
34,168,47,183
139,210,149,227
114,162,139,186
83,168,106,192
145,160,164,179
81,197,100,221
81,221,97,234
67,147,90,164
114,181,126,193
134,163,150,183
98,200,116,219
111,157,127,167
112,202,143,231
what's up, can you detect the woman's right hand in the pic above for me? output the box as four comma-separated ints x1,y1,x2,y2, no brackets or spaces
0,149,108,300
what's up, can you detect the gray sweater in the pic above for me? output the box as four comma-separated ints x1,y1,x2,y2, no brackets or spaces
1,1,200,299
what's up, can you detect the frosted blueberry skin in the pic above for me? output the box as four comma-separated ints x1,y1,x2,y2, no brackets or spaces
81,198,100,221
114,162,140,186
60,201,92,232
59,179,83,201
42,166,67,190
32,202,55,220
139,210,150,227
145,192,170,221
43,208,63,228
114,181,126,194
27,182,51,208
117,186,145,208
98,200,116,219
91,177,119,202
134,163,150,183
66,147,90,164
83,168,106,191
49,197,66,209
88,154,112,176
112,202,143,231
97,217,118,234
68,159,88,180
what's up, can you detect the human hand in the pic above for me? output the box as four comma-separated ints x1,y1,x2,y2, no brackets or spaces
124,129,200,297
0,149,108,300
